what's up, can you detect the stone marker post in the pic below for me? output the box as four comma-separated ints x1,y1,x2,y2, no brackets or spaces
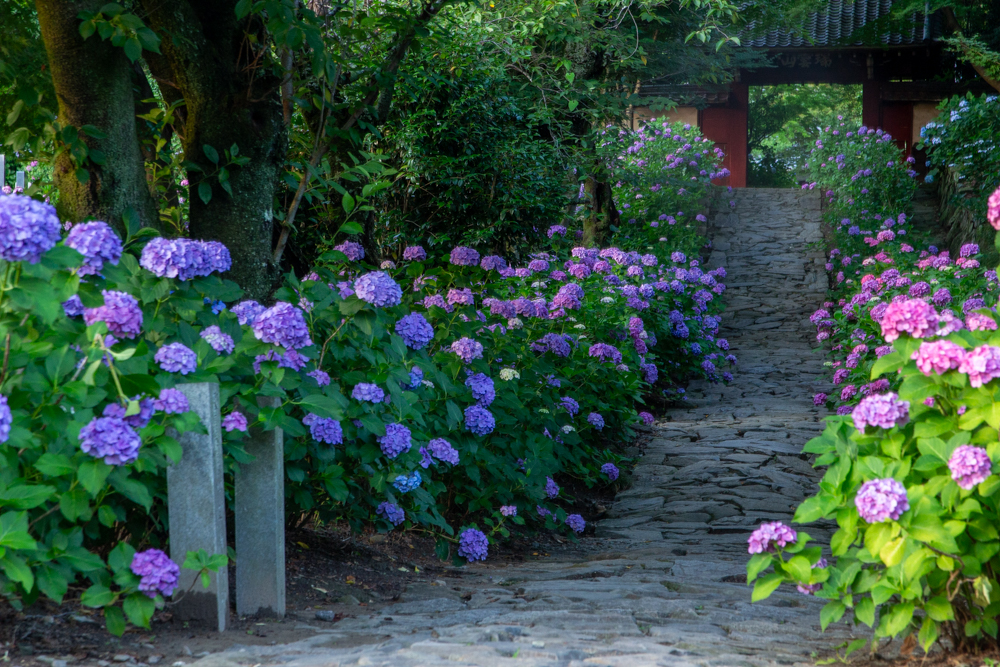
168,382,229,632
235,395,286,617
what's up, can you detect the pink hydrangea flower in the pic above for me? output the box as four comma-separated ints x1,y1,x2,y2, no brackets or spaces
958,345,1000,387
879,299,938,342
747,521,797,554
967,312,998,331
988,185,1000,230
911,340,965,376
855,478,909,523
948,445,993,490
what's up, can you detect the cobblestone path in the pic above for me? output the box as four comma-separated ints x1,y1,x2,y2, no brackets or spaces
196,190,857,667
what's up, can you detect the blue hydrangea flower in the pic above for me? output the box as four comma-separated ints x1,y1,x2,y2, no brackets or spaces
545,477,560,498
395,312,434,349
62,295,85,318
0,394,12,443
465,373,495,407
303,413,343,445
352,383,385,403
587,412,605,430
232,300,265,325
252,302,312,350
65,221,122,276
393,471,422,493
427,438,459,465
307,369,331,386
457,528,488,562
378,423,412,458
566,514,586,533
561,397,580,417
79,416,141,465
464,405,495,436
377,501,405,526
408,366,424,389
601,462,619,480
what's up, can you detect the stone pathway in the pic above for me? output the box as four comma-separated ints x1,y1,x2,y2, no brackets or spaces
194,189,858,667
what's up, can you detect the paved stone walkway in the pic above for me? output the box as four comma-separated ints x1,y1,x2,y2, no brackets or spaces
195,189,856,667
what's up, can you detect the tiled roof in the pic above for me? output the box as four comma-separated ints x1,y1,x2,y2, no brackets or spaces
742,0,939,48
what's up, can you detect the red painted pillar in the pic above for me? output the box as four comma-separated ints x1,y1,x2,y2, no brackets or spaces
728,83,748,188
862,79,882,129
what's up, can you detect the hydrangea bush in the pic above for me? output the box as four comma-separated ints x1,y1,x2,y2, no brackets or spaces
749,120,1000,654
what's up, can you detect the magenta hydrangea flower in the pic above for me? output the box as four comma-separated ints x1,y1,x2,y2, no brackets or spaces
879,299,938,342
464,405,495,436
155,342,197,375
65,221,122,276
154,388,189,414
813,393,827,406
354,271,403,307
852,392,909,431
131,549,180,598
378,423,412,458
566,514,586,533
457,528,488,562
855,478,909,523
395,312,434,349
402,245,426,262
79,416,141,465
989,186,1000,230
302,413,343,444
83,290,143,339
959,345,1000,387
451,337,484,363
252,302,312,350
0,194,61,263
200,325,235,354
967,312,998,331
377,501,405,526
588,412,605,430
222,411,248,432
427,437,459,465
333,240,365,261
948,445,992,490
450,246,481,266
747,521,797,554
232,300,265,325
352,383,385,403
912,340,965,375
307,369,331,386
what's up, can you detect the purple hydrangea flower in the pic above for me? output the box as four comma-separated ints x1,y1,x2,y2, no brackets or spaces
450,246,481,266
480,255,507,271
547,225,568,238
308,369,331,386
855,478,909,523
402,246,426,262
0,195,60,264
948,445,992,490
852,392,909,431
83,290,143,339
813,393,827,406
588,343,622,364
465,373,495,406
601,462,619,480
252,302,312,350
447,287,475,307
451,337,484,363
334,240,365,261
588,413,605,430
103,397,155,430
378,423,412,458
395,312,434,350
500,505,517,516
464,405,495,436
139,237,228,280
566,514,585,533
130,549,180,599
427,437,459,465
155,342,197,375
200,325,235,354
352,383,385,403
154,388,190,414
303,413,343,445
79,416,141,465
222,411,248,432
561,396,580,417
65,221,122,276
959,345,1000,387
457,528,489,562
377,501,405,526
232,300,265,326
639,411,655,425
545,477,559,498
354,271,403,307
747,521,797,554
62,295,85,317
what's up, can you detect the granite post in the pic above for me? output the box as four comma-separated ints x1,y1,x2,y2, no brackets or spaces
167,382,228,631
235,395,286,617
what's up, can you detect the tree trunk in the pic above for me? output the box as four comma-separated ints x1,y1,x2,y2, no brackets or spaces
141,0,286,300
34,0,160,234
582,175,618,247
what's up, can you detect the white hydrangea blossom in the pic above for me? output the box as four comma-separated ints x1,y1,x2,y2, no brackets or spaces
499,368,520,381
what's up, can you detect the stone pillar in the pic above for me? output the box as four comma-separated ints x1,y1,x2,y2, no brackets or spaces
167,382,228,632
235,396,285,617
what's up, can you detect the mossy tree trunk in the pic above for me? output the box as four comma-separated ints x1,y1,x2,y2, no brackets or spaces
140,0,286,300
582,174,619,247
34,0,160,234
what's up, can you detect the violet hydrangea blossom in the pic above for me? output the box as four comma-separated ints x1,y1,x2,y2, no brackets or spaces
84,290,143,338
464,405,495,436
402,246,426,261
566,514,586,533
450,246,480,266
303,413,343,445
747,521,797,554
222,411,248,432
545,477,560,498
377,502,405,526
457,528,488,562
352,383,385,403
307,369,331,386
395,312,434,350
587,412,605,430
154,342,197,374
378,423,412,458
855,478,909,523
200,325,235,354
0,195,61,263
851,392,909,431
451,337,484,363
948,445,993,490
79,416,141,465
232,300,265,325
465,373,495,406
65,221,122,275
154,388,189,414
252,302,312,350
131,549,180,598
355,271,403,307
601,462,619,480
427,438,460,465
